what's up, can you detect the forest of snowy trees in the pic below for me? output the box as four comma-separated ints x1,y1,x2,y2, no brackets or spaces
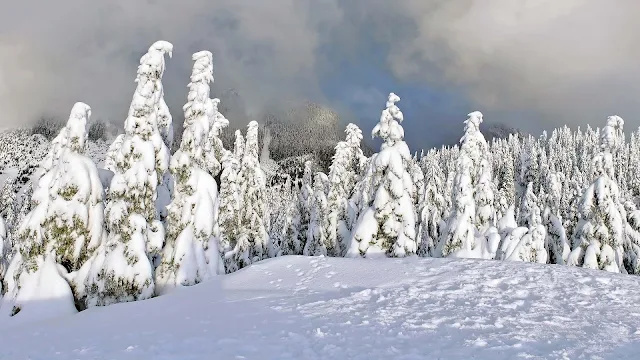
2,40,640,320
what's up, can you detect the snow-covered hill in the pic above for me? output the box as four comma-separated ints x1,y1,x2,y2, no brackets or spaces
1,256,639,359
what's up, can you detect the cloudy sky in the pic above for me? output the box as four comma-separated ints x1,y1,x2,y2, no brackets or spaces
0,0,638,149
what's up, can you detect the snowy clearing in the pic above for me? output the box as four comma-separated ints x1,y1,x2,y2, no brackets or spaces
2,256,640,359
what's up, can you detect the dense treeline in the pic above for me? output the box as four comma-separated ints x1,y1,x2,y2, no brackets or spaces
0,40,637,322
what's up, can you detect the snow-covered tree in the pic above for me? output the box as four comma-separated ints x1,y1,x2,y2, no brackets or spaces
543,170,570,264
436,111,497,258
0,215,7,293
493,139,516,219
568,116,626,272
155,51,225,292
304,173,328,256
475,155,496,233
219,130,244,273
326,124,365,256
348,93,417,258
506,182,548,263
267,176,299,257
80,41,173,307
296,161,314,253
517,137,539,223
207,99,230,177
417,151,447,257
146,41,174,151
2,102,105,316
226,121,269,271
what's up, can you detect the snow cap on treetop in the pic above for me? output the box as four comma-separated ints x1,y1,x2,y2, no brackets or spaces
61,101,91,152
248,120,259,130
386,92,400,108
149,40,173,58
190,51,214,84
465,111,483,130
601,115,624,151
345,123,363,144
192,50,212,61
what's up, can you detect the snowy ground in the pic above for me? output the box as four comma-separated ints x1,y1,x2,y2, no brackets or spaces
2,256,640,359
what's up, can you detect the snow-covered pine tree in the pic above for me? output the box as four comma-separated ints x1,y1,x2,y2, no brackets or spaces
326,124,365,256
267,176,298,257
227,121,269,270
104,134,124,173
155,51,224,293
296,160,314,254
543,169,570,264
0,215,6,293
326,142,352,257
207,98,230,177
517,136,539,224
146,41,174,151
512,182,548,263
304,173,329,256
2,102,105,317
80,42,173,307
624,201,640,274
568,116,626,272
475,153,496,234
417,150,447,257
219,130,244,273
493,139,516,219
144,42,175,221
347,93,417,258
436,111,495,259
627,129,640,204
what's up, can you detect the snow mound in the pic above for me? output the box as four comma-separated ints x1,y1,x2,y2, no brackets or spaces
1,257,640,359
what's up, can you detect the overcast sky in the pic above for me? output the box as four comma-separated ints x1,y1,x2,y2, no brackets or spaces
0,0,638,149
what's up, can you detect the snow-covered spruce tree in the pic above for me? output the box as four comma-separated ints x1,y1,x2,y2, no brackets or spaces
0,215,8,294
507,182,548,263
417,151,447,257
296,160,314,253
155,51,225,293
568,116,626,272
304,173,329,256
219,130,244,273
475,154,496,234
517,137,539,224
436,111,497,259
226,121,269,271
267,176,298,257
145,41,174,151
623,201,640,274
347,93,417,258
543,170,570,264
104,134,124,173
80,42,173,307
207,98,230,177
141,42,174,222
2,103,105,317
218,130,244,273
326,124,365,256
627,129,640,204
281,177,305,256
178,50,229,178
493,139,516,219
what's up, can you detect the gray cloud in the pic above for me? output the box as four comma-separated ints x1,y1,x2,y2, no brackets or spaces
0,0,340,127
0,0,638,139
387,0,640,132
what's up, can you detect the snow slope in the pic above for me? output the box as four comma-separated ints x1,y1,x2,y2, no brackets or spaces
2,256,640,359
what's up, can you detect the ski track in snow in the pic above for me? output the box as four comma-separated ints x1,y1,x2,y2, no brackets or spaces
2,256,640,359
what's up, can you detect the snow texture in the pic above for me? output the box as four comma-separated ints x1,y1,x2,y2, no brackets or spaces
2,256,640,359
